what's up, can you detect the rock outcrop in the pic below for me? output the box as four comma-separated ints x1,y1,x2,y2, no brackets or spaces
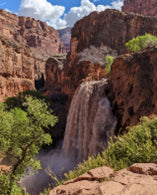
0,9,66,89
50,163,157,195
62,9,157,102
58,27,71,52
0,35,35,101
0,9,65,59
122,0,157,17
43,54,66,96
109,47,157,130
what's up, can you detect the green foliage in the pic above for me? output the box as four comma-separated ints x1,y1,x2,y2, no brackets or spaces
125,33,157,52
5,90,51,110
64,116,157,181
105,55,114,74
0,96,58,194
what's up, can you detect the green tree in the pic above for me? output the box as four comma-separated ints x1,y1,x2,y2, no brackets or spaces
125,33,157,52
105,55,114,74
0,96,58,195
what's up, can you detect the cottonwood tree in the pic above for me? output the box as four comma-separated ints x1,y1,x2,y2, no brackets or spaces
0,96,58,195
125,33,157,52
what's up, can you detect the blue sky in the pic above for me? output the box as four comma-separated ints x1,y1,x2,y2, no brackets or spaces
0,0,124,29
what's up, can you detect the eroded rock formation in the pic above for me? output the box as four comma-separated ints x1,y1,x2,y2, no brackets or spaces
0,35,35,101
122,0,157,17
109,47,157,130
0,9,66,89
50,163,157,195
62,9,157,102
0,9,65,59
58,27,71,52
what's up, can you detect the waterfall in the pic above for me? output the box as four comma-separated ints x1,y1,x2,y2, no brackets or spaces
21,79,117,194
63,80,117,161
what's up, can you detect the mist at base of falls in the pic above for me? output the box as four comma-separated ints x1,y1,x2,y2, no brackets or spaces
21,80,117,194
20,145,76,195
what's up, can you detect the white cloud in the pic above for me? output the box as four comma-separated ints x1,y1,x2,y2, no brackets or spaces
18,0,65,29
64,0,123,28
111,0,124,10
18,0,124,29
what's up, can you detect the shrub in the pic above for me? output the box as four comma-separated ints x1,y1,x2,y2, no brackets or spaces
105,55,114,74
125,33,157,52
64,116,157,181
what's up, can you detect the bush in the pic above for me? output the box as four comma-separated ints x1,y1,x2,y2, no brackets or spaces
125,33,157,52
64,116,157,181
105,55,114,74
0,96,58,194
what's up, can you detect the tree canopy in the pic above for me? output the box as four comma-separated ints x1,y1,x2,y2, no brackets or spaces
125,33,157,52
0,96,58,194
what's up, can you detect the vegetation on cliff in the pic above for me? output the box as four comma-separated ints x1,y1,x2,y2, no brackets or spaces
125,33,157,52
64,116,157,181
105,55,114,74
0,95,58,195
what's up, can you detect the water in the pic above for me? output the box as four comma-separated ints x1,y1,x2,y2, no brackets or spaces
21,80,117,194
63,80,117,161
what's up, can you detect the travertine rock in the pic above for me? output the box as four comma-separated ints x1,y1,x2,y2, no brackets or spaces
122,0,157,17
109,47,157,130
0,35,35,101
49,163,157,195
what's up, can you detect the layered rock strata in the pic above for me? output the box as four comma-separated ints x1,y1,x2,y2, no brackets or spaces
0,9,66,88
122,0,157,17
0,9,65,59
0,35,35,101
58,27,72,52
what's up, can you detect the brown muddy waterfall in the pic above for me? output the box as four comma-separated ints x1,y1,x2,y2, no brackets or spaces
63,80,117,161
21,79,117,194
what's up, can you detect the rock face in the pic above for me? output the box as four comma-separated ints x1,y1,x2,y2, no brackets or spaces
58,27,71,52
122,0,157,17
0,9,65,59
44,54,66,96
0,9,66,89
0,35,35,101
62,9,157,101
50,163,157,195
109,47,157,130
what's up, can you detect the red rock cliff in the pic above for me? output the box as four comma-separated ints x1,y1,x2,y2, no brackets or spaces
0,35,35,101
109,47,157,131
0,9,66,89
62,9,157,101
122,0,157,17
0,9,65,59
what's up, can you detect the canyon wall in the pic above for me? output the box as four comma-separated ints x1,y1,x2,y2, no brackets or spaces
62,9,157,102
109,47,157,131
0,9,65,59
0,9,66,89
122,0,157,17
0,35,35,101
58,27,71,52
